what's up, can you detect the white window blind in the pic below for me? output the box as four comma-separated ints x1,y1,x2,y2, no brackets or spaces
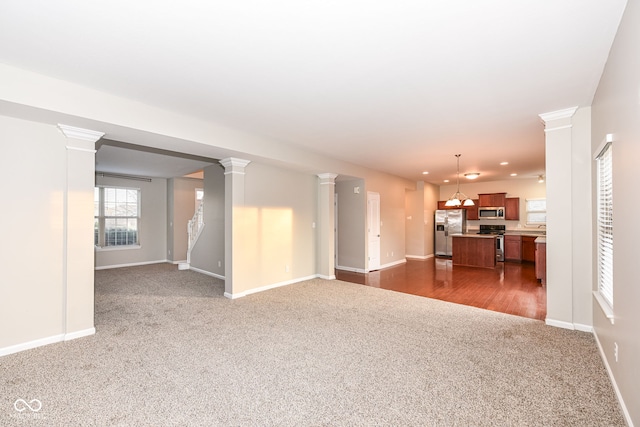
525,199,546,225
596,142,613,307
94,186,141,247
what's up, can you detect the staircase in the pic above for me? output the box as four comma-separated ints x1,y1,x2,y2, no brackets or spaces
178,198,205,270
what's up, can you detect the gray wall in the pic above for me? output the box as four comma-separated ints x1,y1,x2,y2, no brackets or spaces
190,164,225,277
336,179,366,271
167,177,203,262
591,0,639,423
95,175,167,268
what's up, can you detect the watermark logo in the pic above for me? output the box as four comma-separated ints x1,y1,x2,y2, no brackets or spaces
11,399,45,421
14,399,42,413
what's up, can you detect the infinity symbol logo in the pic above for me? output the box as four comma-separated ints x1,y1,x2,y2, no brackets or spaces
14,399,42,412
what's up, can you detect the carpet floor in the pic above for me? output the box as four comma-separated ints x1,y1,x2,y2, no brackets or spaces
0,263,625,426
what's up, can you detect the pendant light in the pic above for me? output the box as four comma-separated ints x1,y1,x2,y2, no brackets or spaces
445,154,475,207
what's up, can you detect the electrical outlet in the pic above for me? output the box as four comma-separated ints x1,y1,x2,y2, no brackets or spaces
218,261,222,268
285,265,290,273
614,342,619,362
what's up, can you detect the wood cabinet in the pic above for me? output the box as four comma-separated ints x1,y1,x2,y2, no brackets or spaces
504,235,522,261
505,197,519,220
437,200,448,210
465,200,479,220
535,240,546,286
522,236,536,262
452,235,496,268
478,193,506,207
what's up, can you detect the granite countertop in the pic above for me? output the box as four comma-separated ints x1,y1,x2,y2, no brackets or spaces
504,230,546,237
535,236,546,244
454,233,496,239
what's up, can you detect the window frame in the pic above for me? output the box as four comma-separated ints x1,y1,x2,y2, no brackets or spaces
525,198,546,226
94,186,142,250
593,135,614,324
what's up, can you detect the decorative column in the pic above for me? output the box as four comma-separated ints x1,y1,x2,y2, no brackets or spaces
57,124,104,340
317,173,338,279
219,157,251,298
538,107,578,329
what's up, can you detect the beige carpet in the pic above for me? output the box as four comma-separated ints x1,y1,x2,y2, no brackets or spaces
0,263,625,426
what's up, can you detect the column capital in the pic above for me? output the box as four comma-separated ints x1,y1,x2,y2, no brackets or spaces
219,157,251,175
57,124,105,143
539,107,578,132
317,173,338,185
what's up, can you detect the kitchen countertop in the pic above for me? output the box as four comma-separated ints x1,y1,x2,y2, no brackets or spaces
535,236,546,244
504,230,546,237
455,233,497,239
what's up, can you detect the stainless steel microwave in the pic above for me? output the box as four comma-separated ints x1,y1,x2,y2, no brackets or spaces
478,207,505,219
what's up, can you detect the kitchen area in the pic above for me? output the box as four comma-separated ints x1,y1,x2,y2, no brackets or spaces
435,192,546,285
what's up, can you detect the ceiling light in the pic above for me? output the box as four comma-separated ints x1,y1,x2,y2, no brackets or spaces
500,161,509,165
445,154,474,207
510,173,517,177
538,175,545,183
422,171,429,175
464,172,480,180
443,179,450,183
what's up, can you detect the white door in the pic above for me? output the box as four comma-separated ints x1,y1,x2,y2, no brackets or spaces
367,192,381,271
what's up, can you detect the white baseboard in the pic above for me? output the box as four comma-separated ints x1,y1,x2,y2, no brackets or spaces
545,318,593,333
171,259,187,265
188,266,225,280
593,330,635,427
335,265,366,273
94,259,169,270
545,318,576,330
405,254,435,260
378,259,407,270
224,274,318,299
317,274,336,280
0,334,64,357
64,327,95,341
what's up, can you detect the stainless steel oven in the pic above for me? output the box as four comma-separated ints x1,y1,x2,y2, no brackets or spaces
478,224,505,262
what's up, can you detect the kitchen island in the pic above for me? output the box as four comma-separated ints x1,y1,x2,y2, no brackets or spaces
451,234,496,268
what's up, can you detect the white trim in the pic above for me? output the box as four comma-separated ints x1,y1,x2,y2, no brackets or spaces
94,259,169,270
543,124,573,133
64,327,95,341
593,331,635,427
57,124,105,142
171,259,188,265
224,274,318,299
188,266,225,280
573,323,593,333
335,265,367,273
545,318,576,330
593,133,614,160
65,145,97,153
378,259,407,269
538,106,578,123
95,244,142,252
0,334,64,357
593,291,615,325
406,254,435,260
223,170,246,175
317,274,336,280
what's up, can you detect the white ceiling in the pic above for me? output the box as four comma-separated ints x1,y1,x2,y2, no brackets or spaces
0,1,627,183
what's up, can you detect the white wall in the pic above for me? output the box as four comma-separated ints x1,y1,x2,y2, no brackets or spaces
591,0,639,423
95,175,167,268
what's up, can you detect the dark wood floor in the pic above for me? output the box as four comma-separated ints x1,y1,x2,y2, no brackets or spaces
336,258,547,321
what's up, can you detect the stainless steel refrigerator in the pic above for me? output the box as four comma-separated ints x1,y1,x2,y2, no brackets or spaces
435,209,467,257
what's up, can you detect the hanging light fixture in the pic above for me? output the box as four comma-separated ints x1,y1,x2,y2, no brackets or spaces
445,154,475,207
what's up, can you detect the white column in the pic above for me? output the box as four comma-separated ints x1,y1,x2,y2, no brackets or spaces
219,157,251,298
317,173,338,279
57,124,104,340
539,108,578,329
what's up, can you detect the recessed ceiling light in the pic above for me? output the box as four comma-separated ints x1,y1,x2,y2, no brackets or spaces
464,173,480,180
443,179,450,183
500,162,509,166
510,173,518,177
422,171,429,175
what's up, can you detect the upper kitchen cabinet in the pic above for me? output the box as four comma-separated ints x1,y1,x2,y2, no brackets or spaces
478,193,506,207
505,198,520,220
466,200,479,220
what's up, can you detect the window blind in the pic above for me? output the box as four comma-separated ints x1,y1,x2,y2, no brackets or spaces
596,142,613,307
